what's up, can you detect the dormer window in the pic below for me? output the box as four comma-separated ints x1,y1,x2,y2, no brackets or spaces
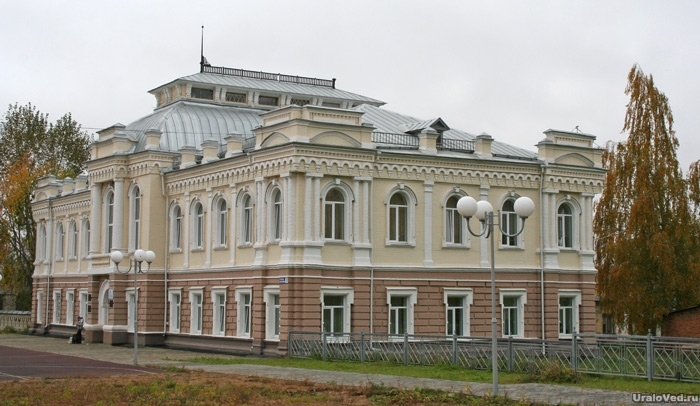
191,87,214,100
259,95,279,106
226,92,247,103
322,101,341,108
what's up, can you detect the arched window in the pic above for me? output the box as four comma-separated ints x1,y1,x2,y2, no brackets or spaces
388,193,408,243
444,195,463,244
241,194,253,244
81,220,90,258
557,203,574,248
324,188,345,240
171,205,182,250
130,186,141,251
500,199,518,247
38,224,47,261
215,197,228,247
68,221,78,259
271,189,283,241
105,191,114,252
192,202,204,249
56,223,64,260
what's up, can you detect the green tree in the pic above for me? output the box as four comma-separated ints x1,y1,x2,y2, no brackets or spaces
0,103,91,310
594,65,700,334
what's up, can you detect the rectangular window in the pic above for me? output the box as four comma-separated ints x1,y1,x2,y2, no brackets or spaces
66,291,75,326
445,207,462,244
444,289,472,337
53,290,61,324
189,288,203,334
236,287,252,337
37,290,44,325
558,291,581,338
79,290,89,320
169,290,181,333
501,212,518,247
258,95,278,106
212,287,227,336
126,289,136,333
290,98,310,106
500,289,526,338
387,288,416,338
322,295,345,336
191,87,214,100
557,212,574,248
264,286,281,341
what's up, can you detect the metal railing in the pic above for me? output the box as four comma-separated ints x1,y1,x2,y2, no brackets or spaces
288,331,700,383
202,65,336,88
438,138,475,153
372,132,419,148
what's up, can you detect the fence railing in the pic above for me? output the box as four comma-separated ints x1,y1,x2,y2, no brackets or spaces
202,65,336,88
0,310,31,331
288,331,700,383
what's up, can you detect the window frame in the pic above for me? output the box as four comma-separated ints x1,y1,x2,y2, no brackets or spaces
68,220,78,260
320,287,354,342
443,288,473,337
385,185,416,246
443,193,470,247
500,198,521,248
211,286,228,336
38,223,47,262
499,289,527,338
126,287,137,333
386,287,417,338
36,290,44,325
168,288,182,333
55,223,65,261
170,204,183,252
239,193,254,246
213,196,228,248
52,289,62,324
236,286,253,338
270,188,283,242
189,287,204,335
65,289,75,326
104,190,115,253
129,185,141,252
264,286,281,341
558,290,582,338
79,289,89,320
323,188,347,241
81,220,90,259
191,201,205,251
557,202,576,249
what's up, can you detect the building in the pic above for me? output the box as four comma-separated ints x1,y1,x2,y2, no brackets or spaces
661,305,700,337
31,62,605,355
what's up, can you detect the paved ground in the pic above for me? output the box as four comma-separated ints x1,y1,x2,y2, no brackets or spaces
0,334,671,405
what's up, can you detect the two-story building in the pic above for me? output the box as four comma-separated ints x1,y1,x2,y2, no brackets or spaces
31,62,605,355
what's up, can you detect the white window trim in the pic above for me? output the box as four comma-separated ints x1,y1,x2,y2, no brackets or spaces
191,201,205,251
236,286,253,338
68,221,78,260
128,185,141,253
264,285,281,341
442,192,470,248
443,288,473,337
168,288,182,333
104,189,115,253
170,204,183,253
499,288,527,338
55,223,64,261
37,289,44,325
189,287,204,335
386,287,418,338
556,198,581,251
269,187,284,243
558,290,582,338
321,181,354,243
125,287,137,333
81,220,90,259
213,196,228,249
320,287,354,342
384,185,417,246
238,193,254,247
65,289,75,326
211,286,228,336
79,289,89,320
52,289,62,324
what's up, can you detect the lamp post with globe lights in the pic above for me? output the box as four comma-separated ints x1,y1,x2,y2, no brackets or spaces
110,249,156,365
456,195,535,396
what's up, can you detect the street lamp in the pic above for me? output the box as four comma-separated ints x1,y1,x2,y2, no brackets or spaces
457,195,534,396
110,248,156,365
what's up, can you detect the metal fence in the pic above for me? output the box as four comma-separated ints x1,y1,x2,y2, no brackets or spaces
288,331,700,383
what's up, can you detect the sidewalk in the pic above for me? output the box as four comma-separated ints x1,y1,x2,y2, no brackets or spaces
0,334,663,405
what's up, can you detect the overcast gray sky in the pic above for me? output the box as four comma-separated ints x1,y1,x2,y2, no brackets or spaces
2,1,698,169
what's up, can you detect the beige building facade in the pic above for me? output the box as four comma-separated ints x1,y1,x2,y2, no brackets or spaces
31,64,605,355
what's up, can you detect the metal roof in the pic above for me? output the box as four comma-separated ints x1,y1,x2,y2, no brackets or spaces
153,72,385,107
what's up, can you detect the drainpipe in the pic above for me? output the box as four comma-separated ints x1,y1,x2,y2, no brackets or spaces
161,169,169,335
45,197,53,332
539,163,546,341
